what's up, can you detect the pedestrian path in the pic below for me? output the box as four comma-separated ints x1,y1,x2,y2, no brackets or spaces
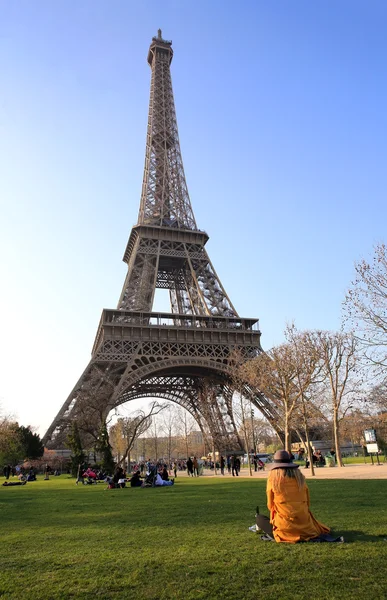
193,462,387,479
237,463,387,479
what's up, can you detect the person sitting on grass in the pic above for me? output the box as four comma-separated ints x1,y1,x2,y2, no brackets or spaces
27,469,36,481
3,480,27,486
82,467,98,485
155,472,174,486
252,450,343,543
105,476,116,489
160,466,170,482
130,470,143,487
112,466,124,486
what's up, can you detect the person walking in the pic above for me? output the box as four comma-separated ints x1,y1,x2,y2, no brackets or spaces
193,456,199,477
186,457,194,477
220,456,225,475
231,455,239,477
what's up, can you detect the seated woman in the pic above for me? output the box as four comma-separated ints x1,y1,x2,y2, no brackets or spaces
254,450,343,543
112,466,126,488
130,470,143,487
160,466,169,481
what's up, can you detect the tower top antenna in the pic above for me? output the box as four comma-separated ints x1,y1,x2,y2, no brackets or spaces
149,30,173,66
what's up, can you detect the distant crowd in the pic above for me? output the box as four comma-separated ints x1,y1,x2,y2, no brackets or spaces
2,463,63,486
79,461,175,488
292,448,337,468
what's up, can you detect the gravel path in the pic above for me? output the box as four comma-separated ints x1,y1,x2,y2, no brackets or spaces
196,462,387,480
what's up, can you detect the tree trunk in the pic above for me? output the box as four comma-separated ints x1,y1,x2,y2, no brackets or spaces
250,402,257,454
304,428,315,477
284,414,290,453
333,409,343,467
240,391,252,476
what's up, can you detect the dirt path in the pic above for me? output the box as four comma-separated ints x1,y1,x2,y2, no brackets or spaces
197,462,387,480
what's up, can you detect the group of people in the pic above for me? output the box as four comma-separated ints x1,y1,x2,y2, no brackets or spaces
3,465,16,479
295,448,336,468
186,456,200,477
128,460,190,477
128,464,175,488
77,467,100,485
223,455,241,476
203,454,264,476
2,465,37,483
104,464,175,489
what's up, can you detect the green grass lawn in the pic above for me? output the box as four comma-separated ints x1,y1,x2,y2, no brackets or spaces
341,455,386,465
292,455,386,468
1,476,386,600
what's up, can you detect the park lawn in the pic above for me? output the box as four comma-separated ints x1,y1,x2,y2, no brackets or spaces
292,456,386,470
341,455,385,465
0,476,386,600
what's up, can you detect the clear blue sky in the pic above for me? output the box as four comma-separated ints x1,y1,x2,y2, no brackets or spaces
1,1,386,434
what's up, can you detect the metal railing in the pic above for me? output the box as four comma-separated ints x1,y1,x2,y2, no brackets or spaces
105,309,260,332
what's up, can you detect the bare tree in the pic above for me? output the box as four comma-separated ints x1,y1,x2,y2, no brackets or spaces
344,243,387,371
241,342,303,452
175,407,196,458
151,419,159,461
249,417,277,450
110,402,167,469
228,352,253,474
231,391,253,475
368,380,387,413
340,408,372,451
315,330,362,467
160,404,178,467
285,326,326,476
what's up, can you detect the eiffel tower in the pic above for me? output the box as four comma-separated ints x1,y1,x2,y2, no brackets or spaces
43,31,280,451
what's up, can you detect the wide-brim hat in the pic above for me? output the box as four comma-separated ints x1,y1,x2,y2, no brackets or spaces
267,449,299,470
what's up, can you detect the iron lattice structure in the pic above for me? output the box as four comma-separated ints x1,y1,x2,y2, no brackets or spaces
43,31,281,452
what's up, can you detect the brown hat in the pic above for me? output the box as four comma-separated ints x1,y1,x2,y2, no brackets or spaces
267,450,299,470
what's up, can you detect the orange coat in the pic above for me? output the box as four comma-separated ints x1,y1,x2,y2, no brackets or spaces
267,478,330,543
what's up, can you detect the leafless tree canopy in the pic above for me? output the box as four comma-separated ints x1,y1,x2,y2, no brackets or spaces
110,401,167,465
239,325,363,467
344,242,387,370
240,339,304,452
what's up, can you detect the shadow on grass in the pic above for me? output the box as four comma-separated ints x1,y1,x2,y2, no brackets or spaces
337,530,387,543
